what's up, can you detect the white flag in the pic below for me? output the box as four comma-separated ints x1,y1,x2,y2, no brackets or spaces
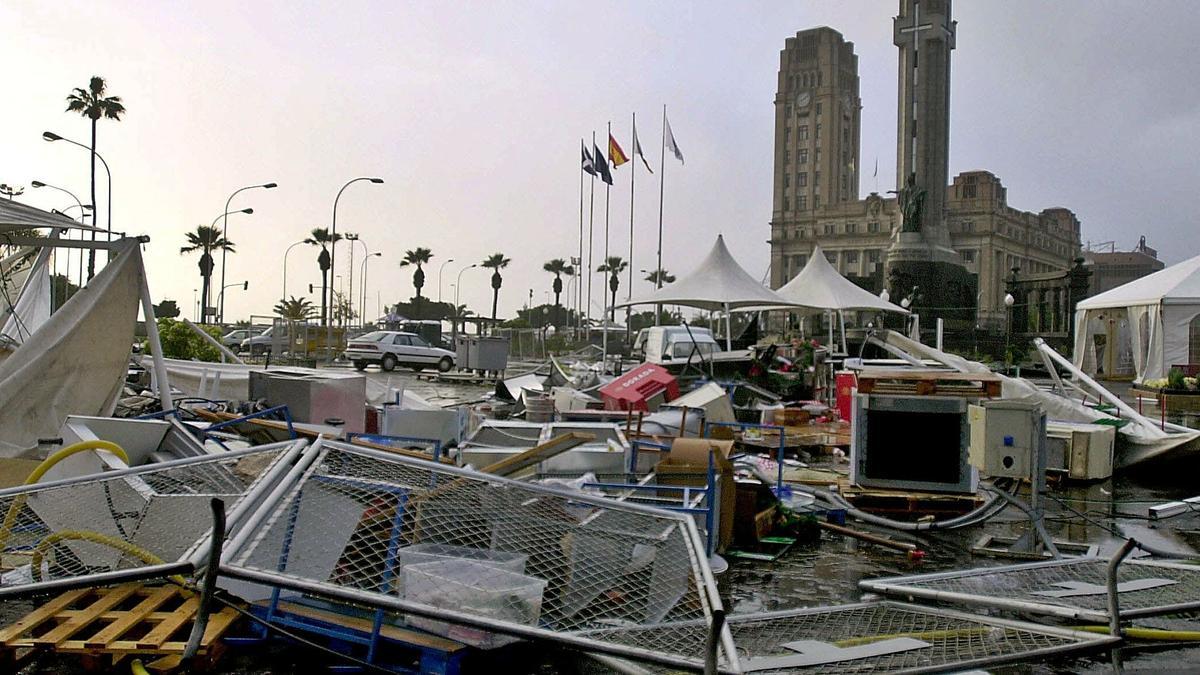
664,114,684,164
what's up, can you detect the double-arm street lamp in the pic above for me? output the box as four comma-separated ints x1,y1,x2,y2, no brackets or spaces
42,131,111,279
218,182,277,322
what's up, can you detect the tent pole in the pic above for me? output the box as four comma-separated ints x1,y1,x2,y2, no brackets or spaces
839,310,847,355
724,302,731,351
138,257,173,410
827,310,833,351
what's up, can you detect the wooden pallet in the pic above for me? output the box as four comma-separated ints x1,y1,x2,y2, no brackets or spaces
856,369,1002,398
839,481,983,518
0,583,239,672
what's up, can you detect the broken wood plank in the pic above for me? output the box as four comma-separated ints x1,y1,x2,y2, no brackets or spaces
479,432,596,478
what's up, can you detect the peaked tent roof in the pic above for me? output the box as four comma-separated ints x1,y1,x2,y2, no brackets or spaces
765,244,909,314
1077,252,1200,310
0,199,102,233
615,235,803,311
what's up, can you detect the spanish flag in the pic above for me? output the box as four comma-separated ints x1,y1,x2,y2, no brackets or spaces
608,133,629,169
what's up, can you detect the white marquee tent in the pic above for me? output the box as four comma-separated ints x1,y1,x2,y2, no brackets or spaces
616,235,804,349
1073,253,1200,383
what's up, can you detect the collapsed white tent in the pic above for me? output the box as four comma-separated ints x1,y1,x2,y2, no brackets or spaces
615,235,805,348
1073,253,1200,383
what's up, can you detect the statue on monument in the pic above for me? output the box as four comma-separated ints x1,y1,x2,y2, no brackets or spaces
889,172,926,233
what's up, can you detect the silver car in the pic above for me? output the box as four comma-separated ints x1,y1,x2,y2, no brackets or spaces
344,331,455,372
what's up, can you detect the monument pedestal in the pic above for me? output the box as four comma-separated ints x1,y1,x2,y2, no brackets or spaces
887,234,977,327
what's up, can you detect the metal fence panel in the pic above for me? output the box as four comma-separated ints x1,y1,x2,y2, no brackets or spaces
583,601,1118,674
860,557,1200,623
220,441,730,670
0,442,299,597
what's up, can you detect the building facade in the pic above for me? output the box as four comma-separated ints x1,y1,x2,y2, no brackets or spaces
769,16,1082,330
1084,237,1164,297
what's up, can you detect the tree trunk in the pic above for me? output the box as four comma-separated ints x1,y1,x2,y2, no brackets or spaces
320,268,328,327
87,117,97,281
491,289,499,322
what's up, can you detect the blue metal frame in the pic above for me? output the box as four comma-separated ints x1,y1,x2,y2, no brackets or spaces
204,405,297,439
346,432,444,464
259,472,419,670
702,420,787,494
586,449,718,555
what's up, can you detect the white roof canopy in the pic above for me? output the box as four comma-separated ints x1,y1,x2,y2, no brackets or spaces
742,244,909,314
1077,253,1200,310
0,199,102,233
615,235,803,311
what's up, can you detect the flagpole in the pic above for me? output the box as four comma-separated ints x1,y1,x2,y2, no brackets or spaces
587,131,596,340
602,121,611,368
578,141,585,338
655,104,667,326
627,111,635,342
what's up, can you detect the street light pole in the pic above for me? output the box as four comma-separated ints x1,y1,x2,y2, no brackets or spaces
42,131,111,278
438,258,455,303
454,263,477,339
218,182,277,323
328,177,383,353
282,240,306,301
360,252,381,327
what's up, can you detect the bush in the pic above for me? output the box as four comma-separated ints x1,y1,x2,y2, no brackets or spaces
153,318,225,362
1167,367,1187,391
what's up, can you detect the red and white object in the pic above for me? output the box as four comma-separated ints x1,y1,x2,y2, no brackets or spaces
599,363,679,412
835,370,857,423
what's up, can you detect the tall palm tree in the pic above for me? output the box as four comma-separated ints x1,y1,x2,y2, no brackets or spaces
644,268,676,286
481,253,511,322
274,296,316,321
65,76,125,280
542,259,575,308
399,247,434,319
597,256,628,321
180,226,234,324
449,303,473,340
304,227,342,327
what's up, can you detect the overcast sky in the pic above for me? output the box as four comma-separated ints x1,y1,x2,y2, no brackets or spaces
1,1,1197,322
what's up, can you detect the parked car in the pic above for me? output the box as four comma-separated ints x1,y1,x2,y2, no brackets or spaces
344,331,455,372
222,328,261,352
242,326,279,356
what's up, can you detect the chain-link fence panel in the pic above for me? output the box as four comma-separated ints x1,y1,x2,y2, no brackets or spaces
861,557,1200,623
585,601,1118,674
220,441,731,670
0,441,302,597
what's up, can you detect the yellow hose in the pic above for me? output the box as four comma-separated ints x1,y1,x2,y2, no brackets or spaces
0,440,128,552
130,659,150,675
30,529,189,588
1073,625,1200,641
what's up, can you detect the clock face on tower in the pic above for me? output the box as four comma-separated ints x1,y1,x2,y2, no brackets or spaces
795,91,811,110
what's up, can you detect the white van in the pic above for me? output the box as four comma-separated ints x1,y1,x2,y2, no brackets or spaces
633,326,721,365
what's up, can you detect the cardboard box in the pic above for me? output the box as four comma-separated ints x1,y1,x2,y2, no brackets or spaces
654,438,735,552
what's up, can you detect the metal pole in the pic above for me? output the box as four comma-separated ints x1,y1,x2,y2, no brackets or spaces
219,183,273,324
281,240,304,301
628,112,636,340
182,498,226,662
138,249,173,410
656,105,667,326
328,178,383,353
602,122,611,366
587,131,596,338
578,142,585,337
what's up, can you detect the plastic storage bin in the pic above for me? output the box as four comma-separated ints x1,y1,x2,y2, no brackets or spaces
403,559,547,648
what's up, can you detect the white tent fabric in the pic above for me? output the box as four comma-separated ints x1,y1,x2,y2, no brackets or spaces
0,199,102,232
749,244,909,314
1073,253,1200,382
615,235,801,311
0,240,142,457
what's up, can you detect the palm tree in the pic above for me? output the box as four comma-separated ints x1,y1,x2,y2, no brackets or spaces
399,247,434,319
274,296,316,321
481,253,511,322
542,258,575,307
597,255,628,321
644,268,676,286
304,227,342,327
180,226,234,324
449,303,473,341
65,76,125,280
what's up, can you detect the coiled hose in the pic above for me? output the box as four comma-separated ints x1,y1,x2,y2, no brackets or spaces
789,479,1013,532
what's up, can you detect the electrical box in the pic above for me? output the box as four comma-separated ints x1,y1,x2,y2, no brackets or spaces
1046,422,1115,481
968,400,1046,478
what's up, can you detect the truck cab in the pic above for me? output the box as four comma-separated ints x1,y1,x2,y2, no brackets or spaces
633,326,720,365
